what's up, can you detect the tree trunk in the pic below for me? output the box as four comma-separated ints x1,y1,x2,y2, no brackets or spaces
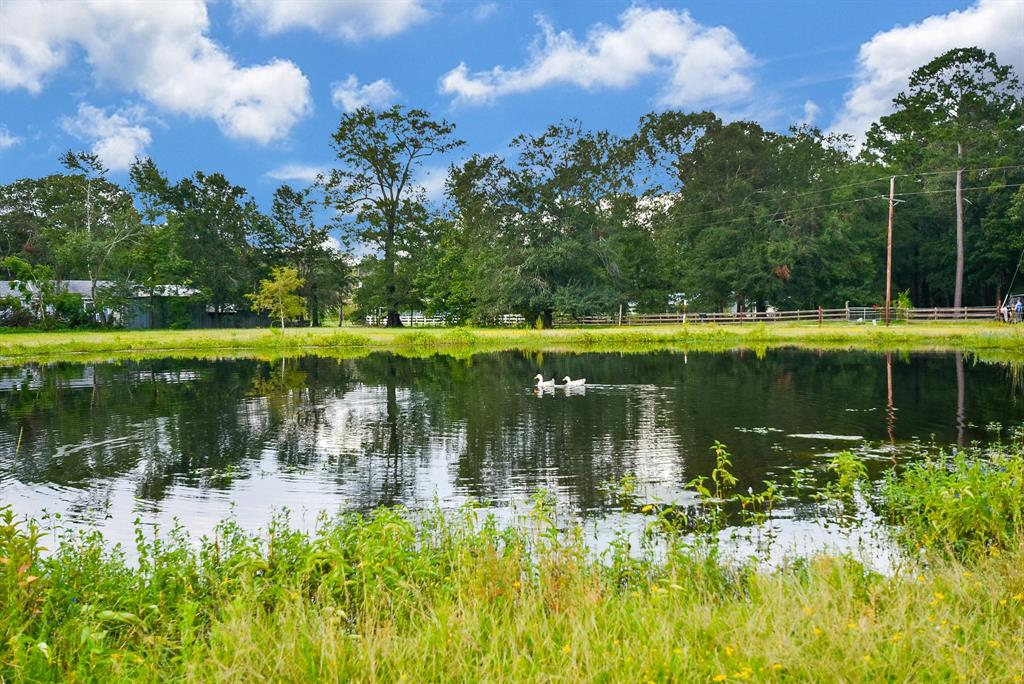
542,309,553,329
954,142,964,309
386,310,404,327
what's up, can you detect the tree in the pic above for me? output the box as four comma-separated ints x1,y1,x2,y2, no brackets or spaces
866,47,1023,307
323,105,464,327
265,184,351,326
131,159,268,315
247,266,306,328
56,151,143,316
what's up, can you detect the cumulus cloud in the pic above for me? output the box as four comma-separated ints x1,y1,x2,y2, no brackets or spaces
439,7,754,107
265,163,327,183
800,99,821,125
61,104,152,170
232,0,428,40
0,0,311,144
331,75,399,112
830,0,1024,141
0,125,22,150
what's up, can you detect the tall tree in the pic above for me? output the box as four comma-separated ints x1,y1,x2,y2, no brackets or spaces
54,151,142,316
266,184,350,326
865,47,1022,307
323,105,463,327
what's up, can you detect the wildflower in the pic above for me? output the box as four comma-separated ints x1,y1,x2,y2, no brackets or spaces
1013,593,1024,601
712,676,727,682
641,504,654,513
891,632,903,643
962,571,972,578
933,592,945,601
988,640,1000,649
724,645,735,656
999,599,1007,606
847,622,857,630
813,627,823,636
862,655,872,663
916,575,925,583
673,647,683,656
771,663,783,671
513,580,521,589
802,606,812,616
562,644,571,654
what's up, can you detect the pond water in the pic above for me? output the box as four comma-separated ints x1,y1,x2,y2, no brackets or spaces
1,349,1022,564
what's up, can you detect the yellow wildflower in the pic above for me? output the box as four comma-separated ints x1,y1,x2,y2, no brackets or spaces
813,627,823,636
641,504,654,513
988,640,1000,649
863,655,872,663
847,622,857,630
1013,593,1024,601
673,647,683,656
562,644,571,654
724,645,735,656
712,676,727,682
802,606,812,616
891,632,903,643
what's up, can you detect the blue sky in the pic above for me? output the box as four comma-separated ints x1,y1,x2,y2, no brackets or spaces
1,0,1022,209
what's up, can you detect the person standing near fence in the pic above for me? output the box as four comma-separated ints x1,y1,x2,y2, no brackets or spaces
1001,302,1010,322
1016,298,1023,322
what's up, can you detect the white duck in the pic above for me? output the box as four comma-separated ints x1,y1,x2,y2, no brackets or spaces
562,376,586,387
534,373,556,387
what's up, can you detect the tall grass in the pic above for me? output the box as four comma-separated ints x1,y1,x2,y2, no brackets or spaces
4,439,1024,683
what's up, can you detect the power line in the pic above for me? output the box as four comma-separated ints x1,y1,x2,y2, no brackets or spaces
893,182,1024,198
659,164,1024,223
677,181,1023,234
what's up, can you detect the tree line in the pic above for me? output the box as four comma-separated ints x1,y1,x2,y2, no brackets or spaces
1,47,1021,329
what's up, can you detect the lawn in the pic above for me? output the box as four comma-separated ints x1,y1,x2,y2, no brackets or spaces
2,321,1023,363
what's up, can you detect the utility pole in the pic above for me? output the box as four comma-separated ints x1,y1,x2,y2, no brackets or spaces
885,175,895,325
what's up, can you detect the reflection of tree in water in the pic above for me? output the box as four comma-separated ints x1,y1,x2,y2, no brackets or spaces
2,351,1024,516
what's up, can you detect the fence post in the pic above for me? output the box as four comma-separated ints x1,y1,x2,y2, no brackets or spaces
845,301,850,321
818,306,823,325
933,307,938,321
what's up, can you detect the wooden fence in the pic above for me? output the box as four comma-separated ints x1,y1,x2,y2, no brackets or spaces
556,305,1001,327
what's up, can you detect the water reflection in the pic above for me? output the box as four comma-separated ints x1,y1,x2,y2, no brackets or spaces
1,350,1021,552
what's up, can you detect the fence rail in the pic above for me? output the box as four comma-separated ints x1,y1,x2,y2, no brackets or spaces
556,305,1001,327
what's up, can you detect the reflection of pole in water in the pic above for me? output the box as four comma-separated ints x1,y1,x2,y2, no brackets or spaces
886,352,895,447
955,351,965,447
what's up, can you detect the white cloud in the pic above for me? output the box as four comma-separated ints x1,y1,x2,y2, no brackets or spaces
330,75,399,112
800,99,821,125
473,2,498,21
0,0,312,144
0,125,22,150
61,104,152,170
232,0,428,40
265,163,327,184
439,7,754,107
830,0,1024,141
417,166,449,201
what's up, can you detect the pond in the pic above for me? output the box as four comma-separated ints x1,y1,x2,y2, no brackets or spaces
1,349,1022,563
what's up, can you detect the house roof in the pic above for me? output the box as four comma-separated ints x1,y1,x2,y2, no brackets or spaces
0,280,199,300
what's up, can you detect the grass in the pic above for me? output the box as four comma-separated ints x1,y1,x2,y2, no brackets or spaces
3,444,1024,682
2,321,1024,365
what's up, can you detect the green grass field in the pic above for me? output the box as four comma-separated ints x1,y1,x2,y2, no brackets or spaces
2,321,1023,364
3,443,1024,682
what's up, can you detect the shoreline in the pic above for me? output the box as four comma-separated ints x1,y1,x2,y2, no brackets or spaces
2,321,1023,365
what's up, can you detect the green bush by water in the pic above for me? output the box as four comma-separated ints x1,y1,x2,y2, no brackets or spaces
4,439,1024,682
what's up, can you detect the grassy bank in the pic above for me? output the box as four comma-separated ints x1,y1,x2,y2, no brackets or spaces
2,321,1024,364
3,446,1023,682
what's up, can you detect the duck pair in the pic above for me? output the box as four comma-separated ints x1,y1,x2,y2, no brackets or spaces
534,374,586,388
